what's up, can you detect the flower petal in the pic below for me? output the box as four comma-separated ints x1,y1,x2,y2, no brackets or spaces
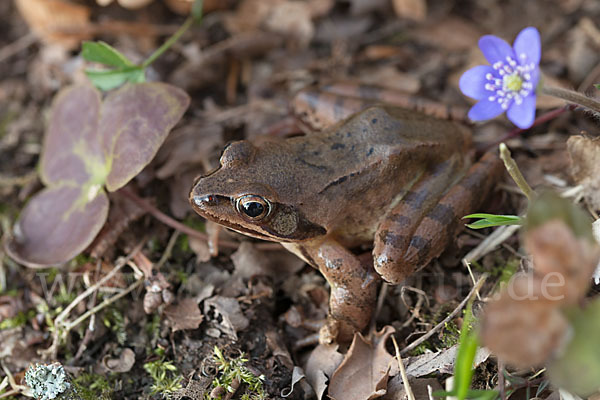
479,35,515,65
459,66,497,100
513,27,541,65
468,99,505,122
507,95,536,128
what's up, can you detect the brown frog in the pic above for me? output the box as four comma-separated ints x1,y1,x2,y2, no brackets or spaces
189,84,503,343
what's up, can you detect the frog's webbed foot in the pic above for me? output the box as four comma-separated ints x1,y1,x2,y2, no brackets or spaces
373,151,503,284
306,240,379,343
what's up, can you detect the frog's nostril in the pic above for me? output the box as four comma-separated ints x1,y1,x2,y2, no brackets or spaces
193,195,218,207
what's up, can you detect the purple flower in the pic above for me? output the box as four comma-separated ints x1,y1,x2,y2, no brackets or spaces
459,27,541,129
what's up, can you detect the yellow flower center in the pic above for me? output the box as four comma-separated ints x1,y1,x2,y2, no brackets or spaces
504,73,523,92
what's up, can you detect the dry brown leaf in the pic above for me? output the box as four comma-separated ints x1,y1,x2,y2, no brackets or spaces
414,17,482,51
481,295,569,368
388,345,490,378
304,343,344,400
524,219,600,304
102,348,136,373
99,0,152,8
391,0,426,22
164,298,204,332
568,135,600,211
224,0,281,34
383,377,442,400
224,0,314,47
189,236,212,263
328,326,396,400
346,0,389,15
263,1,314,47
204,296,249,340
15,0,91,49
230,242,304,282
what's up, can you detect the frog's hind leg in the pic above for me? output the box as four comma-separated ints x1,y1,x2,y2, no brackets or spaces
373,152,503,284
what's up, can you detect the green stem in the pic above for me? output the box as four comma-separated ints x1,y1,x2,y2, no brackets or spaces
141,16,194,69
499,143,535,202
541,85,600,115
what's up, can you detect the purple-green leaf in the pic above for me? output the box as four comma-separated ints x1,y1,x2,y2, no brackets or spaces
6,82,189,267
100,83,190,191
5,186,109,268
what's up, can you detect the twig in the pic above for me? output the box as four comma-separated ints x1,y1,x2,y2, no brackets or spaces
488,105,573,149
498,360,506,400
0,170,38,188
42,256,135,359
541,85,600,115
392,335,415,400
0,32,36,64
155,230,180,270
64,278,143,332
499,143,535,202
400,276,486,355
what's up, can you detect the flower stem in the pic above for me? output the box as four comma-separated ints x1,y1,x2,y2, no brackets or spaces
541,85,600,115
141,16,195,69
499,143,535,202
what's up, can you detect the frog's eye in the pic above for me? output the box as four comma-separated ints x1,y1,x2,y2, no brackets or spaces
235,195,271,220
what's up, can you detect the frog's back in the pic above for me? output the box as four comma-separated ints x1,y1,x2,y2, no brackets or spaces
287,106,472,244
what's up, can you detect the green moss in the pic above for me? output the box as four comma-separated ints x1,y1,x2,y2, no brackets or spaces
207,346,265,400
143,358,183,397
72,372,112,400
0,309,35,330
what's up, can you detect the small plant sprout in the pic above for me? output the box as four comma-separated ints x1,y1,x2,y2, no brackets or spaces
25,363,81,400
143,358,183,398
208,346,265,400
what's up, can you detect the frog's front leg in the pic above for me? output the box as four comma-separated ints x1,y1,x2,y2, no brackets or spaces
374,152,503,284
295,239,380,343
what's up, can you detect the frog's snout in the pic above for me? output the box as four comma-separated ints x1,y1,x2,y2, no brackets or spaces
192,194,219,208
190,193,222,218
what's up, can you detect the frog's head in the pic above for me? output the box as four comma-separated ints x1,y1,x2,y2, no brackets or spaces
189,140,326,242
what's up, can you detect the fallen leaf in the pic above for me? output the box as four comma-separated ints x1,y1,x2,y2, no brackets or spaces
388,345,490,378
15,0,91,49
328,326,395,400
282,366,306,398
391,0,426,22
225,0,314,47
164,298,204,332
89,190,146,258
231,242,304,282
383,377,442,400
204,296,249,340
102,348,136,373
304,343,344,400
567,135,600,211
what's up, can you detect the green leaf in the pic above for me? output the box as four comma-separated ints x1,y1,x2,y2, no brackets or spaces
453,308,479,399
85,67,145,91
81,41,135,68
463,213,522,229
594,83,600,90
192,0,204,20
